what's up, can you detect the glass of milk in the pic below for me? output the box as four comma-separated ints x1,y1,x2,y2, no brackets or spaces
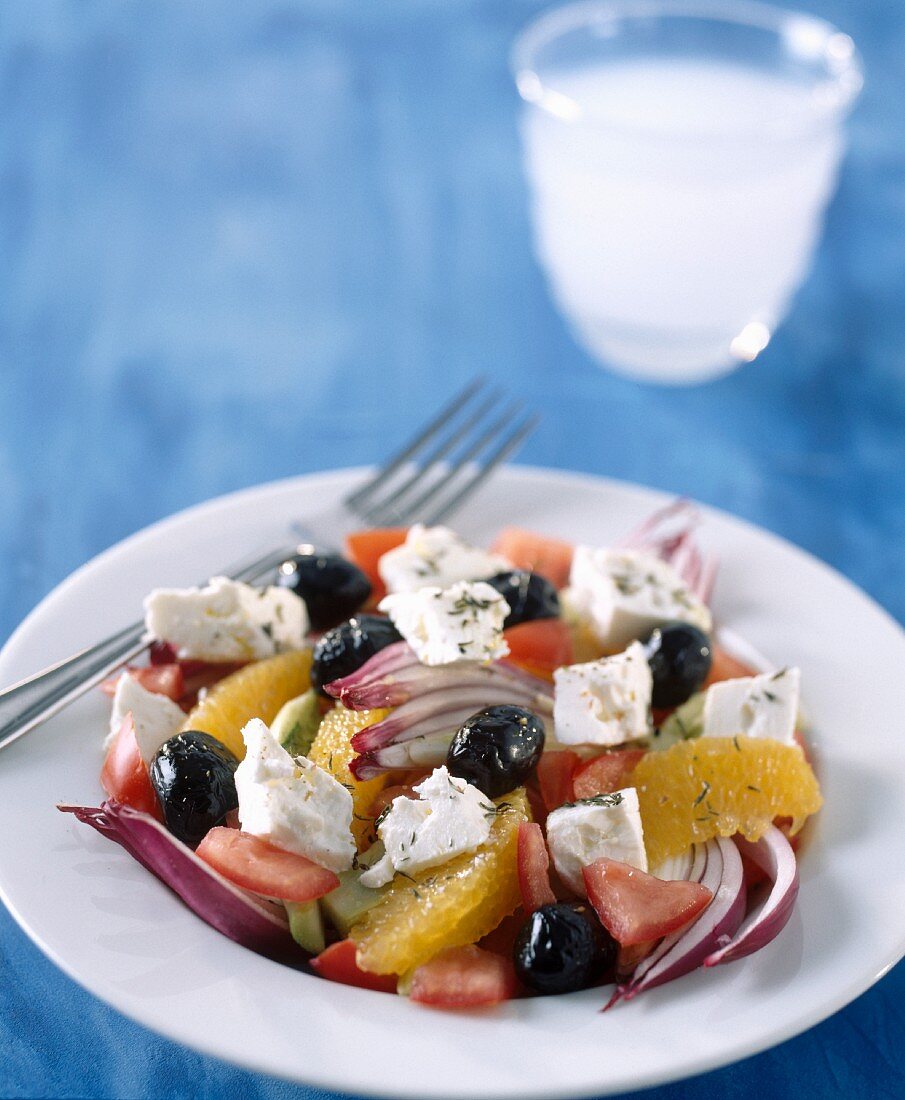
512,1,863,384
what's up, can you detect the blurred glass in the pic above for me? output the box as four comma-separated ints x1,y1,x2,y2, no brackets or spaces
512,0,863,384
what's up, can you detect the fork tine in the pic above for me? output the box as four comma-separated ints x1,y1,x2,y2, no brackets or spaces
381,401,531,527
343,376,488,511
356,388,506,526
422,413,540,525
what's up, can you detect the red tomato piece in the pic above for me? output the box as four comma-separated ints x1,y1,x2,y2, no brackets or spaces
616,939,658,979
478,910,526,957
491,528,574,589
536,750,580,812
408,945,518,1007
195,828,339,903
571,750,647,802
100,713,162,819
100,665,186,701
344,527,408,605
705,645,757,687
583,858,713,946
517,821,556,912
310,939,397,993
504,619,574,680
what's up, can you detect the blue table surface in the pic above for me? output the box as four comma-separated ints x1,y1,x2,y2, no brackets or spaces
2,1,903,1097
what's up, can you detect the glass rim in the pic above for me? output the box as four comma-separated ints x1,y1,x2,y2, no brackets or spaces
511,0,864,142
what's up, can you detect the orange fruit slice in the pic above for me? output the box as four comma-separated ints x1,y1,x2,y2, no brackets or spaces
181,650,312,759
630,736,823,867
350,789,529,975
308,704,391,849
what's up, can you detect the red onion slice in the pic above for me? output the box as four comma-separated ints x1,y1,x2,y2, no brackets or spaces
335,660,551,710
618,836,745,1000
324,641,420,698
619,499,718,603
59,801,296,961
703,826,799,967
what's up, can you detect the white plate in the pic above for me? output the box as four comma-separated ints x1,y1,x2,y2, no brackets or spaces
1,467,903,1099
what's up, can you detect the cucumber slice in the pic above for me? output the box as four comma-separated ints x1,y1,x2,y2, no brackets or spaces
651,690,706,750
285,900,326,954
321,844,388,936
272,690,321,757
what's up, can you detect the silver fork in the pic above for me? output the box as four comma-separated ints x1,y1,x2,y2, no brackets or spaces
0,378,538,753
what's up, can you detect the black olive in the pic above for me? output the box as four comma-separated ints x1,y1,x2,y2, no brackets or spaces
514,901,616,995
446,704,545,798
310,614,403,695
642,622,712,708
484,570,560,629
149,731,239,848
276,551,371,632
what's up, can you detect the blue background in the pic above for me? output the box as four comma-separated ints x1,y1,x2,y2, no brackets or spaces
1,1,903,1097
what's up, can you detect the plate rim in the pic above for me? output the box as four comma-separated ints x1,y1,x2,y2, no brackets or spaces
1,463,903,1099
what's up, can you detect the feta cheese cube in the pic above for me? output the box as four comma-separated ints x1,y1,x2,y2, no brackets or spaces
234,718,355,872
144,576,308,662
105,673,185,761
379,580,510,666
702,667,801,745
360,765,494,888
567,547,711,651
546,788,648,894
553,642,652,747
378,524,511,595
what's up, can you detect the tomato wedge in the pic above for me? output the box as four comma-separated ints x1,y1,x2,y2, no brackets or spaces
408,945,518,1007
705,645,757,687
100,714,162,819
571,750,647,802
490,528,574,589
583,858,713,946
536,750,580,813
195,829,339,903
101,665,185,702
344,527,408,605
517,822,556,912
310,939,398,993
504,619,574,680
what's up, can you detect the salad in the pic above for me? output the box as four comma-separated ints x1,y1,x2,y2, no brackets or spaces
61,501,822,1009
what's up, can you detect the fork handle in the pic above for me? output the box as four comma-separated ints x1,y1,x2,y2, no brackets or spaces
0,626,150,752
0,542,301,754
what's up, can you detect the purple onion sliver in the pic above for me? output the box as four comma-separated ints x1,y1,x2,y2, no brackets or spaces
59,801,294,960
624,837,745,999
323,641,419,698
703,826,799,967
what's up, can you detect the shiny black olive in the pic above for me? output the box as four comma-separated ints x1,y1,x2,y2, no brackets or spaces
514,901,617,995
446,704,545,798
642,621,712,708
484,570,560,629
310,614,403,695
149,731,239,848
276,551,371,632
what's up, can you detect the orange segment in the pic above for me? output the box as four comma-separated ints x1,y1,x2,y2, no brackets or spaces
308,704,390,849
350,789,529,975
181,651,312,759
630,736,823,867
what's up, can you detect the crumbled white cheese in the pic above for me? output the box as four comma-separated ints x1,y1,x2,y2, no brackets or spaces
553,642,652,747
234,718,355,872
546,788,648,894
567,547,711,651
378,524,511,595
144,576,308,662
379,580,510,666
702,667,801,745
105,673,185,761
359,765,493,888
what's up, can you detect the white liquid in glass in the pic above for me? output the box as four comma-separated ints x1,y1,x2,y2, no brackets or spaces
522,59,844,382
